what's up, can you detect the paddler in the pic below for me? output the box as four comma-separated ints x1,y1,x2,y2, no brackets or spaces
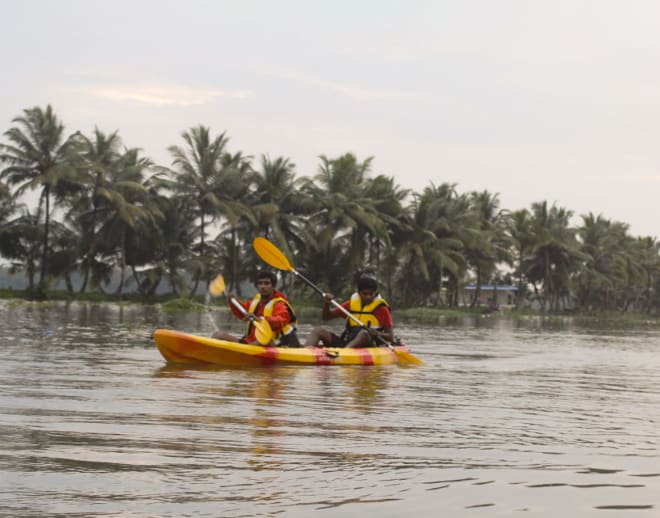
213,270,300,346
304,274,394,348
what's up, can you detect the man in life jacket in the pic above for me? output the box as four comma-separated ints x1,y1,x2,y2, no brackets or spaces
213,270,300,346
304,275,394,348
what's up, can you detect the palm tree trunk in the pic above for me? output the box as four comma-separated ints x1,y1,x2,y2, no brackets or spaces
80,203,100,294
189,212,206,296
80,267,90,294
65,272,74,295
516,247,524,308
115,227,127,298
232,227,238,293
470,265,482,308
38,186,51,296
646,270,653,314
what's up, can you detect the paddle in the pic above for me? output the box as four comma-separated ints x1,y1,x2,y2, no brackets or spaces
252,237,424,364
208,274,274,346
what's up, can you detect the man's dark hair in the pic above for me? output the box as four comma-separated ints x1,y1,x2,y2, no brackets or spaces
357,275,378,292
255,270,277,287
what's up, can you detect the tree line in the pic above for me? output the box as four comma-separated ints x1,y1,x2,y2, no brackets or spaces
1,104,659,313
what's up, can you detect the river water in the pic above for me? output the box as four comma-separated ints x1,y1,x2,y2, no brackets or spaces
1,301,660,517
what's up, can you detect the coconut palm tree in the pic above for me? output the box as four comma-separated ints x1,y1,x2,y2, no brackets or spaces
167,126,253,293
0,208,41,289
249,155,309,251
300,153,388,293
0,180,15,226
465,190,512,308
394,184,465,307
414,183,478,306
146,181,197,296
575,213,629,310
65,128,125,293
94,148,162,296
0,105,83,297
634,236,660,313
212,150,259,292
525,201,583,311
504,208,535,306
167,126,229,260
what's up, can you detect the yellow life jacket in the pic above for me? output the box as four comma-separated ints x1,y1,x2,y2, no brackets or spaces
346,292,389,329
247,293,297,343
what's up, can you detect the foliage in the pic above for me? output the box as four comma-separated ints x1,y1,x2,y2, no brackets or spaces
161,297,207,312
0,104,659,316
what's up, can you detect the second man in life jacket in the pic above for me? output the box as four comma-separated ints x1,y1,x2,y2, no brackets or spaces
304,275,394,348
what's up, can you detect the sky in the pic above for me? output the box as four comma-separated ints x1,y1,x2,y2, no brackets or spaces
2,0,659,238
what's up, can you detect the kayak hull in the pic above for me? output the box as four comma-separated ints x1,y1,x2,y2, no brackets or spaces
153,329,415,366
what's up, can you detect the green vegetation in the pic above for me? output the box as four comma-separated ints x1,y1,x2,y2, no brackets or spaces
161,297,208,312
1,104,659,318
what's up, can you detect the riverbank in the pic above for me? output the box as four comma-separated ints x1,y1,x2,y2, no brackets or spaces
2,288,658,327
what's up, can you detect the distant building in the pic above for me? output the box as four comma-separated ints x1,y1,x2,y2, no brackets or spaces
462,285,518,307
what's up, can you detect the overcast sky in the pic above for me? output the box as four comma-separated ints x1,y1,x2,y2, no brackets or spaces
3,0,659,238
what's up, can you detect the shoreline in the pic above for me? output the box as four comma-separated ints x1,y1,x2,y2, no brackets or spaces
2,291,658,327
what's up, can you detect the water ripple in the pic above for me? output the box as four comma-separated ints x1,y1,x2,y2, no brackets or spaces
2,302,660,516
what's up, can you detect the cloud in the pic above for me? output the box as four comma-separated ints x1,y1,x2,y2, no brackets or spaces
630,175,660,183
76,83,251,106
256,65,417,102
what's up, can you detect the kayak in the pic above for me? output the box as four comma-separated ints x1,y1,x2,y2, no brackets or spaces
153,328,419,366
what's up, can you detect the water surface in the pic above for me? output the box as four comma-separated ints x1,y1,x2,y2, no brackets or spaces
1,301,659,517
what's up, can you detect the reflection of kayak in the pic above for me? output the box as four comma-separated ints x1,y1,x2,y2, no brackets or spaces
153,329,416,366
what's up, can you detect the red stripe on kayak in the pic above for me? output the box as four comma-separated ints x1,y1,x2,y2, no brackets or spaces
356,347,375,365
259,346,279,365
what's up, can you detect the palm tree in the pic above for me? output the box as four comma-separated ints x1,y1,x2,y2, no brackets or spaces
212,150,257,293
575,213,629,309
394,184,465,307
147,180,197,296
0,105,83,296
0,180,14,225
239,154,312,294
414,183,476,306
465,190,511,308
0,208,41,289
95,148,162,296
634,236,660,313
167,126,253,293
249,155,309,250
167,126,229,260
363,174,409,299
362,175,409,261
504,208,535,306
66,128,124,292
301,153,388,293
525,201,583,311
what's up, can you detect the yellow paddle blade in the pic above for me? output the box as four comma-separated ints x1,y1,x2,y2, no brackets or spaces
209,274,226,297
253,237,294,272
253,317,273,345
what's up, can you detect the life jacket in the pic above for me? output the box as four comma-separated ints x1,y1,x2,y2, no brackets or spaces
247,291,297,344
345,292,389,329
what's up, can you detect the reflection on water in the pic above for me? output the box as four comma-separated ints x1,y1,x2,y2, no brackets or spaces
1,300,660,517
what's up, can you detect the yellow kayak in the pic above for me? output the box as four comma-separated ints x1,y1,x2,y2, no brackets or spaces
153,329,422,366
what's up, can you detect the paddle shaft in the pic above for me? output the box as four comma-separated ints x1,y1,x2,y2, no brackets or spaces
230,297,259,323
